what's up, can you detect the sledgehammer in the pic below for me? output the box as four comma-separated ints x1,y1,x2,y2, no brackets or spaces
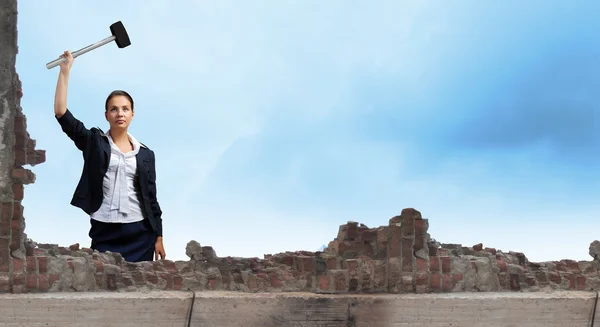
46,21,131,70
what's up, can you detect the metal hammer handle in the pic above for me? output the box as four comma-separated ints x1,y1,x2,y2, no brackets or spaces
46,35,116,70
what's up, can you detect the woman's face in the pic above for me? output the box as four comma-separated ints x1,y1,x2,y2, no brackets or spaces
105,95,134,131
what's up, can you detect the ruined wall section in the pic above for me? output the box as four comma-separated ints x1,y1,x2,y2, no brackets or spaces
0,0,47,293
1,0,599,295
14,209,600,294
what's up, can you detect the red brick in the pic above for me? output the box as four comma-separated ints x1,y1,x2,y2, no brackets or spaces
401,238,413,272
332,270,347,291
326,257,337,270
437,248,450,256
373,262,386,291
26,256,36,272
485,247,497,255
82,248,93,255
38,274,49,291
452,273,463,283
344,223,359,241
388,226,402,257
414,219,425,236
12,184,24,201
415,271,428,286
554,261,568,272
428,243,438,256
278,255,294,267
269,273,283,288
577,276,586,290
429,256,440,272
13,202,22,220
361,229,376,242
346,259,358,275
132,271,145,284
414,234,423,252
416,258,427,272
0,203,12,237
525,276,537,286
146,272,159,285
563,273,576,289
298,256,315,273
31,150,46,165
442,273,453,291
472,243,483,252
319,275,329,290
496,260,507,273
10,228,21,252
0,240,9,272
12,168,36,184
375,228,388,259
548,272,561,284
402,221,415,237
14,115,26,134
13,272,25,287
13,258,24,272
563,260,581,273
37,256,47,273
69,243,80,251
430,272,441,290
26,273,38,290
48,273,59,288
441,256,451,273
172,275,183,290
163,260,178,274
14,150,26,166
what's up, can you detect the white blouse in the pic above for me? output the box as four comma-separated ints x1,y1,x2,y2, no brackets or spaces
90,133,145,224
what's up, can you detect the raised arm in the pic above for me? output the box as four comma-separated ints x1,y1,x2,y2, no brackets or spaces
54,51,72,118
54,51,91,152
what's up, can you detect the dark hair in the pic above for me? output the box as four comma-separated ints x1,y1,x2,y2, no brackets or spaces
105,90,134,112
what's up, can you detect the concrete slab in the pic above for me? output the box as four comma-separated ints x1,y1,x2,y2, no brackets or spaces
0,291,598,326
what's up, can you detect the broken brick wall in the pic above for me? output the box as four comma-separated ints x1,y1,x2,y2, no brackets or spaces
1,0,599,295
0,0,47,293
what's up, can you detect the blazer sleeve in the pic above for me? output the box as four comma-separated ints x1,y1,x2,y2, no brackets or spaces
148,150,163,236
55,109,92,152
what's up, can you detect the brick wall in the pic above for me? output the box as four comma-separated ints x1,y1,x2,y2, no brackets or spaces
1,0,599,295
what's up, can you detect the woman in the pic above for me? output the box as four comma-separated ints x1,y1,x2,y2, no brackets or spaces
53,50,166,262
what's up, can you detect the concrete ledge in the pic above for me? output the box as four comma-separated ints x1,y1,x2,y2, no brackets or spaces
0,291,598,326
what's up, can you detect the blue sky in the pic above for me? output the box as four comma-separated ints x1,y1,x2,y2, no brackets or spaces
14,1,600,262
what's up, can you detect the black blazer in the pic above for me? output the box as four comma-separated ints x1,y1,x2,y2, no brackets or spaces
56,109,163,236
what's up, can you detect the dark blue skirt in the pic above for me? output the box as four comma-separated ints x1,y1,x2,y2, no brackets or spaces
89,218,156,262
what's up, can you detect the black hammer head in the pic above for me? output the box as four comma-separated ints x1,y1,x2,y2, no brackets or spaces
110,21,131,48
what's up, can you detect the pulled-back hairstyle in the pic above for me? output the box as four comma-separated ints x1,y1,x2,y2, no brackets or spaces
105,90,134,112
